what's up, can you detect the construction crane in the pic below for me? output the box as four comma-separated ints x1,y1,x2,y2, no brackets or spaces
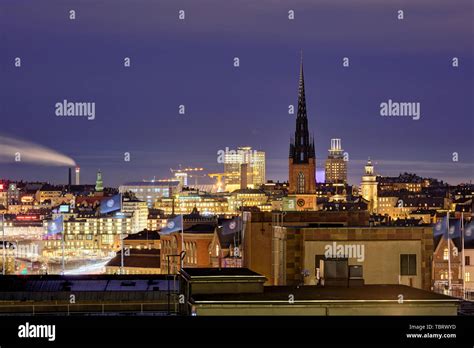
170,166,205,186
170,166,204,174
208,173,225,192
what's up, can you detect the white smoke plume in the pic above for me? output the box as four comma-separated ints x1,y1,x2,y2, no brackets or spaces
0,135,76,166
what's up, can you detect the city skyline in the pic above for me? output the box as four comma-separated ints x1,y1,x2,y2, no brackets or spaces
1,0,473,187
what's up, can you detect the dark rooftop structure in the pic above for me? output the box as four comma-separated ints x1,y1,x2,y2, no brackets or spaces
0,275,174,315
124,229,160,241
181,268,262,278
184,224,215,234
106,249,161,269
191,284,456,302
179,268,459,316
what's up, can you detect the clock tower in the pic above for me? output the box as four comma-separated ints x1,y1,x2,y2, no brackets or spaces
289,54,316,195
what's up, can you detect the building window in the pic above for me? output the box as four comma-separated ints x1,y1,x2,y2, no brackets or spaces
466,256,471,266
466,272,471,282
297,172,305,194
443,248,449,260
400,254,416,276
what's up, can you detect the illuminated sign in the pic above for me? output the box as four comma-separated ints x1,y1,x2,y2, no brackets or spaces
16,215,39,221
21,196,34,203
59,205,70,213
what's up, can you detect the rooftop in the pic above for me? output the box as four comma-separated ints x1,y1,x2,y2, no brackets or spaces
181,267,263,278
125,229,160,240
122,181,180,187
107,249,161,269
191,284,457,303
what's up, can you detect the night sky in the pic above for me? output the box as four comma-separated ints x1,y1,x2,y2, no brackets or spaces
1,0,473,187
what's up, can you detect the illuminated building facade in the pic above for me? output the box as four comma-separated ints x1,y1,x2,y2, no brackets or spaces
432,236,463,296
324,138,347,183
155,191,228,215
42,215,132,258
360,159,378,213
161,223,215,274
119,181,181,208
228,189,271,212
121,198,149,233
224,146,265,192
377,173,431,193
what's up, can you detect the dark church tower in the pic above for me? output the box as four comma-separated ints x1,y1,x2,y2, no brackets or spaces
289,54,316,194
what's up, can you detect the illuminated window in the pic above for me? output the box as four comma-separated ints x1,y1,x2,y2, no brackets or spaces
443,248,449,260
466,272,471,282
297,172,305,194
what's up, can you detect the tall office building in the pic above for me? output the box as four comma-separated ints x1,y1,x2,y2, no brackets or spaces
325,138,347,183
224,147,265,192
288,54,316,194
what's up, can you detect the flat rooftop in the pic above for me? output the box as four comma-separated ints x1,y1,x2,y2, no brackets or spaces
0,275,169,293
191,284,457,303
181,268,263,278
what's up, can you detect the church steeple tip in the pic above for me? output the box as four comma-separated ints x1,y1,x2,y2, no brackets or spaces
297,50,306,119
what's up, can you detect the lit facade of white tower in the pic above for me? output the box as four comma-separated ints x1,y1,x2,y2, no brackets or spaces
325,138,347,183
360,159,378,213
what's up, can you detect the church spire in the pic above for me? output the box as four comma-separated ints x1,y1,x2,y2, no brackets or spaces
297,51,307,119
288,52,317,195
290,51,314,164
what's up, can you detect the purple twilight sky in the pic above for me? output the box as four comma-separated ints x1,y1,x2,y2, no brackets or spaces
1,0,473,187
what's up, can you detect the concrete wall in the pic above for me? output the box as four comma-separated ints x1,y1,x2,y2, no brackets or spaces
283,227,434,290
303,240,422,288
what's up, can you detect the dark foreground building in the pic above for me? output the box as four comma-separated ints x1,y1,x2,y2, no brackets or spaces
180,268,458,316
0,269,459,316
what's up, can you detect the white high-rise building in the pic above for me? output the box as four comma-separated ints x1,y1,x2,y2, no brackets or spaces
325,139,347,183
121,198,149,234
